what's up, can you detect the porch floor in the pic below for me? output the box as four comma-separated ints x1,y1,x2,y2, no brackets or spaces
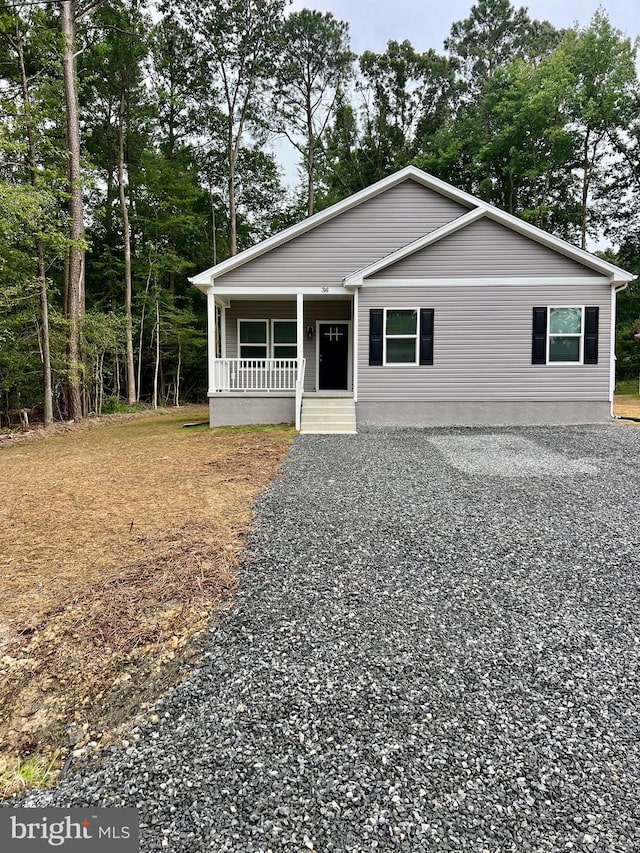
303,391,354,398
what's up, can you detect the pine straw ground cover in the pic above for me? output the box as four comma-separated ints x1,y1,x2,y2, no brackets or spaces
0,408,294,798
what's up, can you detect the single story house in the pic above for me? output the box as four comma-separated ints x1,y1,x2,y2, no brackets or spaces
190,166,634,432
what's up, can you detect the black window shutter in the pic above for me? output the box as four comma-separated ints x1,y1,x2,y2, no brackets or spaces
532,307,547,364
584,306,599,364
369,309,383,365
419,309,434,365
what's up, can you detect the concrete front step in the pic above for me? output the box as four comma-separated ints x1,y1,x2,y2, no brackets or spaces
302,408,354,416
302,400,355,410
300,395,357,434
302,422,357,432
300,427,357,435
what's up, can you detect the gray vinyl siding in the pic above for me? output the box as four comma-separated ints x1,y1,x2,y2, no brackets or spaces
357,284,611,402
224,299,352,392
369,218,597,279
216,180,469,289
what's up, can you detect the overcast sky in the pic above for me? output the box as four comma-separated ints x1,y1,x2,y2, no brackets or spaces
289,0,640,56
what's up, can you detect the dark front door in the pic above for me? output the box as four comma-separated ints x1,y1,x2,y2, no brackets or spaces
319,323,349,390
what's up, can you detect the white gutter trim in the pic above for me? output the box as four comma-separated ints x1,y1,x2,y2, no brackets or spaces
610,281,629,418
359,275,616,288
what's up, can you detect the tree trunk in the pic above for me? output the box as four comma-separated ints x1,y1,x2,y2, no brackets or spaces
117,96,136,405
306,88,314,217
307,144,315,217
114,350,120,399
227,151,237,256
152,297,160,409
580,131,591,251
61,0,85,420
37,243,53,426
16,28,53,426
137,265,152,404
210,187,217,265
174,341,181,407
97,351,104,415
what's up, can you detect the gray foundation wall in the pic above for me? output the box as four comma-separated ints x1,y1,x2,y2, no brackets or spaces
356,401,612,426
209,395,295,426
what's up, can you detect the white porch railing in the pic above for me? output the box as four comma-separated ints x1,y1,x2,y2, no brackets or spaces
295,358,306,431
213,358,300,392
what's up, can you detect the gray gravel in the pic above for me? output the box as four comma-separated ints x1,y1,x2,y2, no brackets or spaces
10,425,640,852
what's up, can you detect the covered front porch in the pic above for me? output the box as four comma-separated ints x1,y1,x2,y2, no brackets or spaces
206,291,356,428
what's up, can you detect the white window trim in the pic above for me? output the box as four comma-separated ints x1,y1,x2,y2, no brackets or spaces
546,306,584,366
383,307,419,367
270,319,298,359
237,318,268,359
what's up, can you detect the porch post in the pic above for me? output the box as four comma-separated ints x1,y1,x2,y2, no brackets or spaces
353,286,358,402
207,287,217,393
220,304,227,358
296,292,304,364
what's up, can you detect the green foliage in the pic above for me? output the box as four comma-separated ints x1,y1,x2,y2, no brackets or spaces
615,379,640,396
15,749,60,789
445,0,561,88
612,242,640,380
561,12,638,246
101,397,143,414
317,41,455,206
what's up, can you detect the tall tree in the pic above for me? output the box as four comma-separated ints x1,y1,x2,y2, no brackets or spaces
445,0,559,91
176,0,286,255
359,40,455,177
605,85,640,248
150,9,197,160
60,0,85,419
0,6,62,425
113,0,149,405
420,50,577,233
562,12,638,248
272,8,353,217
316,41,455,206
82,0,151,404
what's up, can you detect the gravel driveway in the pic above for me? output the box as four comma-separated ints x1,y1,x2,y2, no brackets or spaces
13,425,640,852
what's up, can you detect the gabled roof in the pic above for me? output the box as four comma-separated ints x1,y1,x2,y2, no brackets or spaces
190,165,635,290
343,208,486,284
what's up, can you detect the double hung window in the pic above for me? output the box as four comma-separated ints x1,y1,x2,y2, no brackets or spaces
238,320,268,359
272,320,297,359
384,309,418,365
238,319,298,359
548,307,583,363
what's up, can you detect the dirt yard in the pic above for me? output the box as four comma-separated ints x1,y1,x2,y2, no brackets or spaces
614,394,640,420
0,408,293,798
